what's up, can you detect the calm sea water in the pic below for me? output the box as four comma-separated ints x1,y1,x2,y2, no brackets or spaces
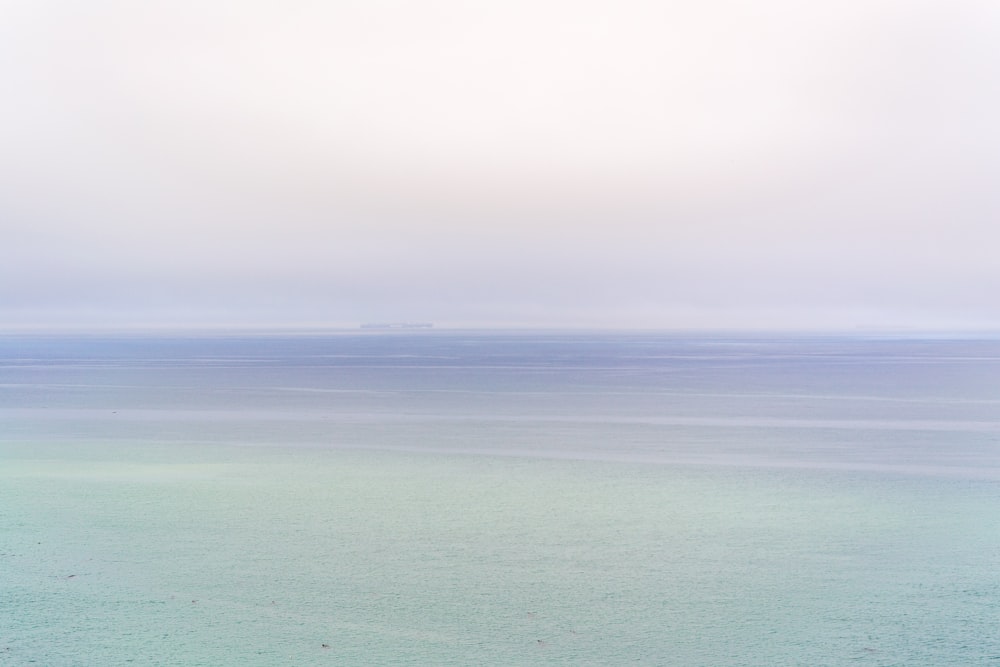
2,331,999,665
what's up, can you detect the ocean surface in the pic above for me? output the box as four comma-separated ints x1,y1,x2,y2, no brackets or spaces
1,331,999,665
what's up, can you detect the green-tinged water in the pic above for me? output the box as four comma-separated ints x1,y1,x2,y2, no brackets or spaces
2,333,1000,665
4,444,999,666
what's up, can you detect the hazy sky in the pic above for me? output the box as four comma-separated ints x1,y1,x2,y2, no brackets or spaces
3,0,999,329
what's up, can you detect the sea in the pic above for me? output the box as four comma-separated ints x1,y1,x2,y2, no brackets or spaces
1,330,999,666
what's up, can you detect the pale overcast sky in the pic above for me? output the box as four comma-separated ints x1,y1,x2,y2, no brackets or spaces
2,0,999,329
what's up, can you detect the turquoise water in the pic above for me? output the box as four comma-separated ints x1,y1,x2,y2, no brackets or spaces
2,333,1000,665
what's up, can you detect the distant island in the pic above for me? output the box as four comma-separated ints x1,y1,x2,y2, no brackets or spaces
360,322,433,329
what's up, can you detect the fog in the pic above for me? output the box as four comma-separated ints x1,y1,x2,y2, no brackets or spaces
3,0,999,329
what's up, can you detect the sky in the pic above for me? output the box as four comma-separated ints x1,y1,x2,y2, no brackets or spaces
2,0,999,330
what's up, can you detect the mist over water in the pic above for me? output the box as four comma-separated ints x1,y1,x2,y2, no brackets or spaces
2,332,999,665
